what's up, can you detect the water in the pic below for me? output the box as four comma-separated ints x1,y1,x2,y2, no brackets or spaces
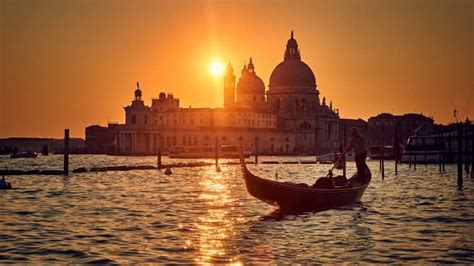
0,155,473,263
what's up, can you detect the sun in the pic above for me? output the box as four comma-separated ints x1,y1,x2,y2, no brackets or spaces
209,60,224,77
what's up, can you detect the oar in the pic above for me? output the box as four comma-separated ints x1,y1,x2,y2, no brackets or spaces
325,142,352,178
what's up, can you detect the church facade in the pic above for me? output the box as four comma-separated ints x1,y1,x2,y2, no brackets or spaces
86,32,340,155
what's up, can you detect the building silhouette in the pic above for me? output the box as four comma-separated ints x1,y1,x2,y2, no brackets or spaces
86,32,342,155
367,113,434,147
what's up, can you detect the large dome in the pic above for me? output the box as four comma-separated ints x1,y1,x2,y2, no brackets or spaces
269,59,316,87
269,31,317,88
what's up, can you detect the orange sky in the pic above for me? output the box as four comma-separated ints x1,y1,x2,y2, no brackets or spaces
1,0,472,138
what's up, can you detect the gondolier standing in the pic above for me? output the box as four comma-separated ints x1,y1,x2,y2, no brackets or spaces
348,128,367,176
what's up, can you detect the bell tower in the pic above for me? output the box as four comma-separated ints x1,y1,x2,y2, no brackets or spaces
223,63,236,107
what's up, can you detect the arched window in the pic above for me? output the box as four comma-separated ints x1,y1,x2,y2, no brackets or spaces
276,99,281,111
301,99,307,112
295,99,299,111
300,121,311,129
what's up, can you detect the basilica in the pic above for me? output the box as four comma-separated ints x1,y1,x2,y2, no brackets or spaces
86,32,340,155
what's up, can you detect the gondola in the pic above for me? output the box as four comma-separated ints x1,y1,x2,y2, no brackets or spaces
241,160,371,212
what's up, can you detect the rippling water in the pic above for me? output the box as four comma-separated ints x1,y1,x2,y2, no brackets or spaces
0,155,473,263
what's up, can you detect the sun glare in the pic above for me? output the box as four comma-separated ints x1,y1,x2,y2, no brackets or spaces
209,60,224,77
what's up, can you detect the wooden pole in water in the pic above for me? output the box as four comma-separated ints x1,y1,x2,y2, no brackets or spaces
381,146,385,179
441,148,446,172
342,125,347,178
409,152,412,168
157,150,162,170
471,131,473,179
457,122,463,188
464,122,470,175
394,125,399,175
379,150,382,170
64,129,69,175
215,137,219,168
413,152,417,170
395,150,398,175
254,138,259,164
471,124,474,178
438,132,442,172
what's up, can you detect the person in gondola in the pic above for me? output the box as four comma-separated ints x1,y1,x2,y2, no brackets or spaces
348,128,367,179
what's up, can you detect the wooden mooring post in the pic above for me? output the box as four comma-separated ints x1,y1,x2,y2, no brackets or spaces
438,133,442,172
342,126,347,178
442,150,446,172
393,128,399,175
409,153,412,168
64,129,69,175
471,135,474,179
413,153,417,170
471,124,474,179
395,152,398,175
215,137,220,171
157,150,162,170
465,122,470,175
457,123,463,188
381,146,385,179
254,138,259,164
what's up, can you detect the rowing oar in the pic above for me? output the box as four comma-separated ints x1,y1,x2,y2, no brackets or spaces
325,141,352,178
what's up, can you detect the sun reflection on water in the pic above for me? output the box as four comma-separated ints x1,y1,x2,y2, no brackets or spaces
195,166,240,264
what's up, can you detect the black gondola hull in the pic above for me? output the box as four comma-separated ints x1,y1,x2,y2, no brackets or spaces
242,165,370,212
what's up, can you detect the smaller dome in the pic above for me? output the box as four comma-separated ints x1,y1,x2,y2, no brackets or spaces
237,58,265,94
159,92,166,99
237,72,265,93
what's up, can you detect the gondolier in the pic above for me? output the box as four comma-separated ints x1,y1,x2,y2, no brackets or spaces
348,128,367,176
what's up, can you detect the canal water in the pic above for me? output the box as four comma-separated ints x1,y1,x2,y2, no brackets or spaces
0,155,473,263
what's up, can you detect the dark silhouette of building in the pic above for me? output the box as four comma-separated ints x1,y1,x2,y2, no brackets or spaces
368,113,434,146
86,32,341,155
85,125,116,154
0,138,85,154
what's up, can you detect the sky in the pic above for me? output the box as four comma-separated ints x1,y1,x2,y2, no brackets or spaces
1,0,472,138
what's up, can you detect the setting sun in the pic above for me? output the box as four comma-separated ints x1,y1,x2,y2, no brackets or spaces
209,60,224,76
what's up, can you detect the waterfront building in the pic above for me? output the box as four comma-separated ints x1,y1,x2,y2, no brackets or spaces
400,121,473,163
367,113,434,147
0,138,85,154
85,125,116,154
86,32,341,155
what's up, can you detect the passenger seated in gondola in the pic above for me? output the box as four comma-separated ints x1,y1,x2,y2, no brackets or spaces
313,170,349,189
